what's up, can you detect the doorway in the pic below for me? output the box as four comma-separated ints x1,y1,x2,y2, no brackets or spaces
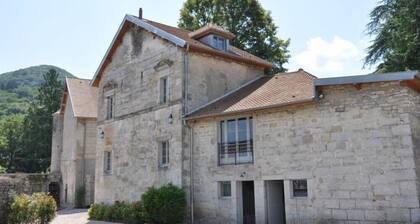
242,181,255,224
265,180,286,224
48,182,60,207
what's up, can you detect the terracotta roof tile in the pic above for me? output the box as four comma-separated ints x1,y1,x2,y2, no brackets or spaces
186,70,316,119
61,78,98,118
143,19,272,68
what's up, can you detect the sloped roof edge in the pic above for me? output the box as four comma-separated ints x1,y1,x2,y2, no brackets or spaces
314,70,419,86
90,15,187,86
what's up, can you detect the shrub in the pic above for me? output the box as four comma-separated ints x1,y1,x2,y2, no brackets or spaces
88,201,144,224
75,186,86,208
8,192,56,224
141,184,186,224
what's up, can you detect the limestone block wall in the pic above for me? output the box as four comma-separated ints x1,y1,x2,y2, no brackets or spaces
51,112,63,174
186,53,264,113
191,81,420,223
94,26,185,204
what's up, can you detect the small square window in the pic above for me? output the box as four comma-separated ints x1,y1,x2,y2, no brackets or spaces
219,181,231,198
292,179,308,197
159,141,169,167
104,151,112,174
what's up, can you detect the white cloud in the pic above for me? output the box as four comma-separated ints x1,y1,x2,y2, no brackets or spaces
295,36,361,74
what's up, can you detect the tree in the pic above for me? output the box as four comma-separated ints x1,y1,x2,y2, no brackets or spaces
365,0,420,72
178,0,290,74
0,115,24,172
20,69,63,172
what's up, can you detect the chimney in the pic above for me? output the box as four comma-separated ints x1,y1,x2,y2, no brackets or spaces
139,8,143,19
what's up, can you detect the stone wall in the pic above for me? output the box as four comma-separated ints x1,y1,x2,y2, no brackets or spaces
0,174,57,223
190,81,420,223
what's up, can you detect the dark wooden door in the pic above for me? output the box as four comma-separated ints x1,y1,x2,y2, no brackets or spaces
48,182,60,208
242,181,255,224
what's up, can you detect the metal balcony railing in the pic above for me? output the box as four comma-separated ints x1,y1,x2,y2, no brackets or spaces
218,140,253,165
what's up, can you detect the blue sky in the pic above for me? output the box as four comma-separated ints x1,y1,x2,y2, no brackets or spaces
0,0,378,78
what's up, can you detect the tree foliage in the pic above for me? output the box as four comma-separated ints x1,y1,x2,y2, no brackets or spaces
178,0,290,74
365,0,420,72
0,115,24,172
20,69,63,172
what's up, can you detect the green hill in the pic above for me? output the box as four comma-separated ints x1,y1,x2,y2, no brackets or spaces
0,65,75,118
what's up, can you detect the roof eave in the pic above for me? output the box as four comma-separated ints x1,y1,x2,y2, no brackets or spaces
185,98,315,121
90,15,187,87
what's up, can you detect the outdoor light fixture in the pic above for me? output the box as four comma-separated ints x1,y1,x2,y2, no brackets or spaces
99,129,105,139
168,114,173,124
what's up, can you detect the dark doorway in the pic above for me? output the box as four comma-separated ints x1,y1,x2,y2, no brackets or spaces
242,181,255,224
48,182,60,207
265,180,286,224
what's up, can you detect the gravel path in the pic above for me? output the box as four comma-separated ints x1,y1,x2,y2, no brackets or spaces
51,209,120,224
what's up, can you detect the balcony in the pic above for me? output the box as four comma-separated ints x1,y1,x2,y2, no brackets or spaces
218,140,253,165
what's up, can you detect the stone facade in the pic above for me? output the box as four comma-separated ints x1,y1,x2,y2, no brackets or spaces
93,24,264,206
51,87,97,208
189,81,420,223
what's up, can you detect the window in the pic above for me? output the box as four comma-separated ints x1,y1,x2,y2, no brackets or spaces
104,151,112,174
160,77,168,104
159,141,169,167
106,95,114,120
219,181,231,197
292,180,308,197
218,117,253,165
213,36,226,51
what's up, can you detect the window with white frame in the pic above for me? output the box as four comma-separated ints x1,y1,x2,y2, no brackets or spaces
159,77,168,104
106,95,114,120
292,179,308,197
218,117,253,165
104,151,112,174
219,181,231,197
159,141,169,167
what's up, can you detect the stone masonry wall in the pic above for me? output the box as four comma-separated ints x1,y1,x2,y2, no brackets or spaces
191,81,420,223
95,26,185,204
0,174,54,223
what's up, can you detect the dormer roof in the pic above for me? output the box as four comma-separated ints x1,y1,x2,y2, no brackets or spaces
188,23,235,40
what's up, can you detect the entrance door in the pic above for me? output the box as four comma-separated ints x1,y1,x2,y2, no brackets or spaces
48,182,60,207
242,181,255,224
265,180,286,224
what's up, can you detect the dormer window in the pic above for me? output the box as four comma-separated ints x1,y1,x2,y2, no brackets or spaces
213,36,226,51
189,23,235,52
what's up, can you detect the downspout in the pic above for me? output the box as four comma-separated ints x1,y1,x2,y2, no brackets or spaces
82,119,87,187
182,43,194,223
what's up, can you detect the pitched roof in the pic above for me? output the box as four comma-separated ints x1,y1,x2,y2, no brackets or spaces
188,23,236,39
186,69,316,119
91,15,272,86
60,78,98,118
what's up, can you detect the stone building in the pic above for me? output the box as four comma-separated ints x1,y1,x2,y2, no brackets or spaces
51,10,420,224
51,77,97,207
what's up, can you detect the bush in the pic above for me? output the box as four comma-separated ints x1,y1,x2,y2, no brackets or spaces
142,184,186,224
88,201,144,224
8,192,56,224
75,186,86,208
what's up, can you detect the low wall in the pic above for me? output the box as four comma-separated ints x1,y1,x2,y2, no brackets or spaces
0,173,59,223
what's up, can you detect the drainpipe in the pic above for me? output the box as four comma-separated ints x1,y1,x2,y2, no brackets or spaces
82,120,87,187
186,120,194,224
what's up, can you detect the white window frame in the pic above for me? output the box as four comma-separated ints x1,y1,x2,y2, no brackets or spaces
159,140,169,167
159,76,169,104
219,181,232,198
219,117,253,165
104,151,112,174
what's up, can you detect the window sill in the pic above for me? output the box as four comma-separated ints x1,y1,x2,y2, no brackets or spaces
159,165,169,170
103,171,112,176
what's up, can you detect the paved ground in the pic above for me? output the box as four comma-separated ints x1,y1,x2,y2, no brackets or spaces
51,209,120,224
